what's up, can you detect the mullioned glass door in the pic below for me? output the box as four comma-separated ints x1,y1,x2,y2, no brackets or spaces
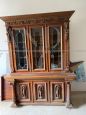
48,25,63,70
12,27,28,71
30,26,45,71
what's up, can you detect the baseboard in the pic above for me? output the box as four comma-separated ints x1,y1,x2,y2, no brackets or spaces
71,91,86,94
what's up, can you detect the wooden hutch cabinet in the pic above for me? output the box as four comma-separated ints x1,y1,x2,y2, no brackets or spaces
0,11,76,107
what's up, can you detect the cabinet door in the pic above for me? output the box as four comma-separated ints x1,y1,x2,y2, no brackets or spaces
48,25,63,70
50,81,64,102
12,27,28,71
29,26,45,71
15,81,32,103
33,81,48,102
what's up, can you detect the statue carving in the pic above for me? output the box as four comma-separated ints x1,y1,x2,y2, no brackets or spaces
54,84,61,99
37,84,44,99
19,84,28,99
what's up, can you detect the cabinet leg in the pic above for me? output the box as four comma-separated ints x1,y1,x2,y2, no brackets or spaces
11,102,18,107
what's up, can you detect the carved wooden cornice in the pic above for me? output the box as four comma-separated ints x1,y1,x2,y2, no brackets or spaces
0,11,75,25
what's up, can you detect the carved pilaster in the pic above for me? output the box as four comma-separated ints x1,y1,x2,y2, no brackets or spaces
10,80,18,107
64,22,69,40
66,82,72,108
6,25,13,42
64,21,70,69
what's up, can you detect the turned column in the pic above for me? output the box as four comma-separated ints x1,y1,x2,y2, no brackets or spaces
65,82,72,108
10,79,18,107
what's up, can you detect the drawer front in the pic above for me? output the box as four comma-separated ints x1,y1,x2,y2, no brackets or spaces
50,81,64,102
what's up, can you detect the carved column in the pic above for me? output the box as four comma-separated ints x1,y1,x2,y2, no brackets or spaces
66,82,72,108
10,80,18,107
64,22,70,70
6,25,14,72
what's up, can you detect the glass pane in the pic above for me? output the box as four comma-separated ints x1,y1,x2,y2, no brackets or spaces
31,27,44,69
49,26,62,69
13,28,27,70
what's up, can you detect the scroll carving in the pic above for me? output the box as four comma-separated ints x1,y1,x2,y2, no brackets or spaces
5,17,66,26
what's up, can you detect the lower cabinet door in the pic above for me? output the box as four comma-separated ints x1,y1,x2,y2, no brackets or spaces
33,81,48,102
15,80,64,105
50,81,64,102
16,81,32,103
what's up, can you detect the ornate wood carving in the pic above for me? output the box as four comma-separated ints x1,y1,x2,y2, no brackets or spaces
10,79,18,107
33,82,48,102
54,84,62,99
6,26,13,42
18,84,29,99
15,81,31,103
64,22,69,40
63,21,70,70
37,84,45,99
7,18,52,25
51,82,64,102
65,82,72,108
0,11,74,26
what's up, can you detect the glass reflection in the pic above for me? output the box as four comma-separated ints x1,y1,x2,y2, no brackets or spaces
49,26,62,69
31,27,44,69
13,29,27,70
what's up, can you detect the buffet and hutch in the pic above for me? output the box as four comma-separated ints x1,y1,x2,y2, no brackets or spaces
0,11,76,107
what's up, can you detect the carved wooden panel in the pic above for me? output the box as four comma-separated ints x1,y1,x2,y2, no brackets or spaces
50,81,64,102
33,82,48,102
16,81,31,103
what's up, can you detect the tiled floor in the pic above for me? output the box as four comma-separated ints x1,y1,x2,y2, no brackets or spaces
0,92,86,115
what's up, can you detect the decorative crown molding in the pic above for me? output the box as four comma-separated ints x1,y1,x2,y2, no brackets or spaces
0,11,75,25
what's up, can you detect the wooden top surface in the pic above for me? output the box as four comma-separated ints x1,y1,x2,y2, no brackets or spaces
4,72,76,82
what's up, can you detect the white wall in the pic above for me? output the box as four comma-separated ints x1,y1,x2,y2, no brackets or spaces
0,0,86,92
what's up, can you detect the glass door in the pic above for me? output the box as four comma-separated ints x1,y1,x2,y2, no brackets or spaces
48,25,63,70
12,27,28,71
30,26,45,71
